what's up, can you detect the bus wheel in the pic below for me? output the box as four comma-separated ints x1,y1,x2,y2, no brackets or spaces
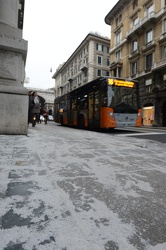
78,116,85,129
60,116,63,126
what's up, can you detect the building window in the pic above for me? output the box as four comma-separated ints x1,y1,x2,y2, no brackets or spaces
163,18,166,33
116,18,118,27
113,67,121,77
146,53,153,70
97,56,102,65
133,0,138,9
131,61,137,75
164,46,166,58
87,45,89,53
133,16,139,26
116,15,122,26
119,14,122,23
107,58,110,66
115,31,121,45
115,50,121,59
146,29,153,45
162,46,166,58
97,69,101,76
146,3,154,15
96,44,104,52
132,39,138,52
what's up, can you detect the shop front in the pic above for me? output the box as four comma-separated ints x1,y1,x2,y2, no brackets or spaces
143,104,154,126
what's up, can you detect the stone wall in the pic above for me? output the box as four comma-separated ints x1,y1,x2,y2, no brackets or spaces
0,0,28,135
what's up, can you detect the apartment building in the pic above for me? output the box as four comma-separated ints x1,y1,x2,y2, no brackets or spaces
105,0,166,126
52,33,110,98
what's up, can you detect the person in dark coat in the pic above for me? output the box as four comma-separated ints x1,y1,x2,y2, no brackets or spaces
31,91,41,126
28,91,34,125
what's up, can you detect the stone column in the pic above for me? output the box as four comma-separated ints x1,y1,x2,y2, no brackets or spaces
0,0,28,134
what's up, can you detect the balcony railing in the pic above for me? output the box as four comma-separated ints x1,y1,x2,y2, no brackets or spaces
160,32,166,41
142,40,155,50
110,59,122,65
126,7,166,38
129,49,140,58
109,39,127,54
156,7,166,19
81,63,88,71
152,58,166,70
126,12,156,37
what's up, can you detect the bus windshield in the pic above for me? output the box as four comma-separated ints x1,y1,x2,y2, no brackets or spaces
107,85,138,113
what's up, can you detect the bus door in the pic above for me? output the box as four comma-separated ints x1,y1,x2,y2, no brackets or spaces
67,98,72,124
71,98,77,125
67,97,77,125
88,91,100,128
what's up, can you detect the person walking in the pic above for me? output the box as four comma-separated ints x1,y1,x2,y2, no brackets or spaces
28,91,34,125
31,92,41,127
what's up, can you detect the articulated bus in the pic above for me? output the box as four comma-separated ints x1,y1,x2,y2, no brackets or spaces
54,76,142,129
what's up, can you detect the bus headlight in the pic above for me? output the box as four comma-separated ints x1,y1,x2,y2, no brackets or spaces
107,111,115,119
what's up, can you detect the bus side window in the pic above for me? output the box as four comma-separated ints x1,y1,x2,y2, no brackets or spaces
78,95,88,110
60,100,66,111
72,99,76,110
101,93,107,107
88,93,93,119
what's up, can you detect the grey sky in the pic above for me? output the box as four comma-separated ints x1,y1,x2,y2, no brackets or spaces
23,0,118,89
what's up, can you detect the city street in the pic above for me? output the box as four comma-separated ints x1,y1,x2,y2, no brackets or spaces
0,122,166,250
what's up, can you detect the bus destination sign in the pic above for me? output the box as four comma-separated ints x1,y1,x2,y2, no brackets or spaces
108,78,135,88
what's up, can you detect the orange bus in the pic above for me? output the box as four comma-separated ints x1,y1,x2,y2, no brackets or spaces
54,76,142,129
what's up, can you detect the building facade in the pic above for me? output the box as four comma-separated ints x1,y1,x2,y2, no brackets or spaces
105,0,166,126
52,33,110,98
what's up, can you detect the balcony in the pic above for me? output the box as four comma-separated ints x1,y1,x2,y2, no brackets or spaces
81,63,88,72
126,12,156,38
68,78,73,82
128,49,140,59
126,21,141,37
110,59,122,69
145,67,152,73
142,41,156,52
109,39,127,54
131,70,152,79
83,77,88,83
156,7,166,19
159,32,166,43
152,58,166,71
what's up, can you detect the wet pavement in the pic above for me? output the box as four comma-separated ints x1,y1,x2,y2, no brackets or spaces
0,123,166,250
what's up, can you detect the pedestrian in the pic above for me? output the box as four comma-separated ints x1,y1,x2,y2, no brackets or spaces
28,90,34,125
41,105,48,124
31,91,41,126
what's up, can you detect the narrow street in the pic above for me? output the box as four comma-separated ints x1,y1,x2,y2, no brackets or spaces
0,122,166,250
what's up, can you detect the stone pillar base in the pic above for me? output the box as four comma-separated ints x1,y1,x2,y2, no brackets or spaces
0,20,28,135
0,86,28,135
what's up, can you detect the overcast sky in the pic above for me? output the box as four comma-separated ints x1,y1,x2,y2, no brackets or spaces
23,0,118,89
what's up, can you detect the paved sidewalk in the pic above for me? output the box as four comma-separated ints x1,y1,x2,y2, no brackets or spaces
0,123,166,250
